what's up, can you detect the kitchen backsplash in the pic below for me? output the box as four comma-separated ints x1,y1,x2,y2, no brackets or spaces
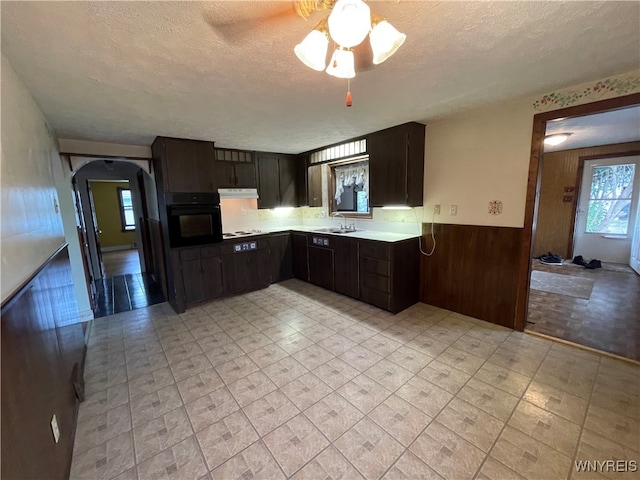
220,198,423,235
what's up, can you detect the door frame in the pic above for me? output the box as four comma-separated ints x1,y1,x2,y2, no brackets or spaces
514,92,640,331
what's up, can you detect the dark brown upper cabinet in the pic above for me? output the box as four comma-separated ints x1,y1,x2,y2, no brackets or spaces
367,122,425,207
151,137,216,193
215,148,256,188
256,153,305,209
308,164,322,207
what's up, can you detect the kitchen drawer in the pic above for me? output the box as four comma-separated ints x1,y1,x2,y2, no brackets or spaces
200,246,220,258
179,248,200,261
359,240,390,261
359,257,390,277
360,272,390,294
360,285,391,310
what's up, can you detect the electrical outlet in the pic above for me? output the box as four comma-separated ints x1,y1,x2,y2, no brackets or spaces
433,204,441,215
51,414,60,443
450,205,458,216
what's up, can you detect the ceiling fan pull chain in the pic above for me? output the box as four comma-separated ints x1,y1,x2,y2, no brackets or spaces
346,78,353,107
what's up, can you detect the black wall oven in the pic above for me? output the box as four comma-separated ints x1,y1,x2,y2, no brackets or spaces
166,193,223,247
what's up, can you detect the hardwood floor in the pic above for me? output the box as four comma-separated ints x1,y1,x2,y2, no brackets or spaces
96,249,164,318
102,249,141,276
527,260,640,361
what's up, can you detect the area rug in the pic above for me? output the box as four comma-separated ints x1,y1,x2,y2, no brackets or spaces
530,270,595,299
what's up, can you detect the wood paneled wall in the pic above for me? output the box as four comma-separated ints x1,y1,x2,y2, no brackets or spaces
420,224,522,328
1,245,86,480
534,141,640,259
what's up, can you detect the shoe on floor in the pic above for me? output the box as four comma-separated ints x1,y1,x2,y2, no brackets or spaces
584,259,602,269
540,252,563,265
572,255,587,266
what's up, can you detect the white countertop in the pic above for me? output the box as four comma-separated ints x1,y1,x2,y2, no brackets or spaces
258,225,419,243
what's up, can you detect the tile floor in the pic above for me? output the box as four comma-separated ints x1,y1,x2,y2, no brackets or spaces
72,279,640,480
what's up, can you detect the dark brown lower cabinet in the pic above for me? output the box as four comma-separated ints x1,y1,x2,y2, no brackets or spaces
308,244,335,291
221,240,270,295
268,233,293,283
171,245,224,312
358,238,419,313
292,232,309,280
333,235,359,298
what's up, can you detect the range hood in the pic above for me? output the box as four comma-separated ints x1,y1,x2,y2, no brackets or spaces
218,188,259,199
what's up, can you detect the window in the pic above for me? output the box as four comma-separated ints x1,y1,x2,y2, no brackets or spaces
117,187,136,231
586,163,635,235
329,156,370,218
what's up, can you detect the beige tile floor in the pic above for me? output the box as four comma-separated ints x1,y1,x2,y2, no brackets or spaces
71,279,640,480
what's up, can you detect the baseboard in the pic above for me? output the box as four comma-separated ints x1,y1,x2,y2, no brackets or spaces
101,245,134,252
525,329,640,366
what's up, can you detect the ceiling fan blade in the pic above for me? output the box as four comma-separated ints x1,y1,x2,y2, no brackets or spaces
203,2,297,45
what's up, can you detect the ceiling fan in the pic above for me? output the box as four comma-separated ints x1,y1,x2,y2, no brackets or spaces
203,0,405,74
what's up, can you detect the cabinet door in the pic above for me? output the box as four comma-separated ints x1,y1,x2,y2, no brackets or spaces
307,164,322,207
292,233,309,280
256,155,280,209
278,155,297,207
215,162,236,188
295,155,308,206
234,163,257,188
164,138,216,192
369,126,408,206
181,258,205,304
201,255,224,299
308,246,335,291
222,254,247,294
248,249,271,290
269,233,293,283
333,236,359,298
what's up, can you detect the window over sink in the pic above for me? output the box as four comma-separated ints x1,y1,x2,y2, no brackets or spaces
329,156,371,218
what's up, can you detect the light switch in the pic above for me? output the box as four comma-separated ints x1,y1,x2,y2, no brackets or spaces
450,205,458,216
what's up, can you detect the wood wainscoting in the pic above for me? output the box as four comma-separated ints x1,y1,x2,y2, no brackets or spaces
1,244,86,480
420,223,522,328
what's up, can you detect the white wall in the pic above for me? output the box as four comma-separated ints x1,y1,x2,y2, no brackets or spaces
423,98,534,228
1,55,67,301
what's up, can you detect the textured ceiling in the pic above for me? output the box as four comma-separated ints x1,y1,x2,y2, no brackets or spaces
1,1,639,153
544,106,640,153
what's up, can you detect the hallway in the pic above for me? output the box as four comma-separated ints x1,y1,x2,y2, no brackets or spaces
95,250,164,318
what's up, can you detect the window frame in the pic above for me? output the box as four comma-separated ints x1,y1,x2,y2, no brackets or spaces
117,187,136,232
584,163,635,236
328,155,372,219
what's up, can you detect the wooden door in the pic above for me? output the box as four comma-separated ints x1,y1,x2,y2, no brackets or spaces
369,126,407,206
181,258,205,304
333,236,359,298
248,249,271,290
292,233,309,280
72,178,97,307
86,180,105,279
278,155,297,206
308,164,322,207
164,138,216,192
308,245,335,290
234,163,257,188
215,162,236,188
257,155,280,208
269,233,293,283
136,169,154,274
201,255,224,299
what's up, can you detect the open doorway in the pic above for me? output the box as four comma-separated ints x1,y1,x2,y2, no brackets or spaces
517,95,640,361
73,159,164,317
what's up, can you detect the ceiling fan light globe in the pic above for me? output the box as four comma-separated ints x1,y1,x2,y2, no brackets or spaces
294,30,329,71
325,48,356,79
328,0,371,48
370,20,406,65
